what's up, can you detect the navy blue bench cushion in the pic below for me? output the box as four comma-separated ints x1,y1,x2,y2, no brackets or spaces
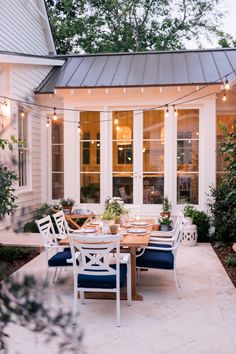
148,243,172,250
136,249,174,270
77,264,127,289
48,250,72,267
64,247,71,252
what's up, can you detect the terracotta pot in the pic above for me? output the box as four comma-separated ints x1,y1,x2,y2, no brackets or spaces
152,224,160,231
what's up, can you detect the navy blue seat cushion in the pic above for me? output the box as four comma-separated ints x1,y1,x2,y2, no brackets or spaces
78,264,127,289
136,249,174,270
63,247,71,252
48,250,72,267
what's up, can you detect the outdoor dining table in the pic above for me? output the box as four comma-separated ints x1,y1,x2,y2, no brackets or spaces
60,218,153,301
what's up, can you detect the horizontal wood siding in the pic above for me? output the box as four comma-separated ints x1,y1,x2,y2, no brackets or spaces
0,0,53,55
11,64,52,231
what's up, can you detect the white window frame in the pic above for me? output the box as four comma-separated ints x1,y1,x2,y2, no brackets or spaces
18,107,32,191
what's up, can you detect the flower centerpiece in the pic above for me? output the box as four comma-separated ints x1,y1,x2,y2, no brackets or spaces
102,197,128,224
158,215,173,231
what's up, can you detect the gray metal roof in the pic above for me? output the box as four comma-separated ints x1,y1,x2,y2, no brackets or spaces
36,49,236,93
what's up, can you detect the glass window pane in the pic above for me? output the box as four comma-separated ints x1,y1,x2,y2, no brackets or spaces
143,141,164,172
52,145,64,172
177,110,199,204
52,173,64,199
80,174,100,203
52,119,64,199
177,140,199,171
143,110,164,139
80,112,100,198
216,115,236,183
177,174,198,204
112,174,133,204
113,142,133,172
143,175,164,204
52,120,64,144
18,149,27,187
112,111,133,140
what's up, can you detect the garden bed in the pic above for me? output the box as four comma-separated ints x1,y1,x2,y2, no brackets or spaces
212,243,236,287
0,246,41,281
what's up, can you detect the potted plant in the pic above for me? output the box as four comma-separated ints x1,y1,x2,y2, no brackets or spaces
182,203,196,225
158,216,173,231
103,197,128,225
60,198,75,214
160,195,171,219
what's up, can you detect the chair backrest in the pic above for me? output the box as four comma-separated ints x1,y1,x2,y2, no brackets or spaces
35,215,58,248
69,234,121,277
52,210,70,238
172,216,186,253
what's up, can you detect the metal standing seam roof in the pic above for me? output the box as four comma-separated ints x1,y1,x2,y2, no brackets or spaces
36,48,236,94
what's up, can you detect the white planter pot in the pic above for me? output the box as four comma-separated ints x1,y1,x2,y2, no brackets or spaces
185,217,193,225
181,224,198,246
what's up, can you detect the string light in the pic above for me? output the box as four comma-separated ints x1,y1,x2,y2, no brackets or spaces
53,107,57,121
173,105,178,117
20,109,25,118
4,98,8,106
165,105,169,117
224,77,230,90
222,91,227,102
77,122,81,133
46,117,50,127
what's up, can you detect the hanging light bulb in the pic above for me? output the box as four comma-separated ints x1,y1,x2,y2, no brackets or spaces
4,98,8,107
77,122,81,133
165,105,169,117
116,126,120,131
224,77,230,90
46,117,50,127
222,91,227,102
20,109,25,118
53,107,57,121
173,105,178,117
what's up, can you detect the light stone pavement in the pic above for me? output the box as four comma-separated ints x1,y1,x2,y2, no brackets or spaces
2,236,236,354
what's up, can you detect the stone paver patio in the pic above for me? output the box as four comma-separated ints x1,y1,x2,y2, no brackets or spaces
1,234,236,354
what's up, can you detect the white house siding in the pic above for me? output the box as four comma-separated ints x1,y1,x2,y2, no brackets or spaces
0,0,55,55
9,64,53,230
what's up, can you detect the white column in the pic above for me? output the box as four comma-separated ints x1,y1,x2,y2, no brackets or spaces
199,98,216,210
63,102,77,200
164,107,176,210
100,109,110,204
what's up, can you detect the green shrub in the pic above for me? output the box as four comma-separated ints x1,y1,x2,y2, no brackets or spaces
208,178,236,242
23,203,57,233
192,210,210,242
225,255,236,267
0,246,37,262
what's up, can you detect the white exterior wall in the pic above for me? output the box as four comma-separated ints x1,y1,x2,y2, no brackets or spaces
0,0,55,55
5,65,51,229
40,85,228,217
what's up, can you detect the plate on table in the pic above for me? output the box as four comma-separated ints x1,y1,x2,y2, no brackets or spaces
130,221,149,227
90,220,100,225
127,228,147,235
78,227,97,233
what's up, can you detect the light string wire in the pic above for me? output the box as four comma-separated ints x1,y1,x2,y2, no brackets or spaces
0,68,235,126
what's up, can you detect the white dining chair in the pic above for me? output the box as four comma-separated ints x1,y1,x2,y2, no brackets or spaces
136,218,186,298
69,233,131,327
36,215,72,286
52,210,79,238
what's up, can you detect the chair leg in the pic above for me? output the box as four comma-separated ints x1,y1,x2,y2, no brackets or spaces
53,267,58,283
174,269,183,299
127,263,132,306
80,291,85,304
43,266,49,287
72,289,78,324
116,289,121,327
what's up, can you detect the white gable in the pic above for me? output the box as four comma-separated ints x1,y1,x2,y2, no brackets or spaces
0,0,56,55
